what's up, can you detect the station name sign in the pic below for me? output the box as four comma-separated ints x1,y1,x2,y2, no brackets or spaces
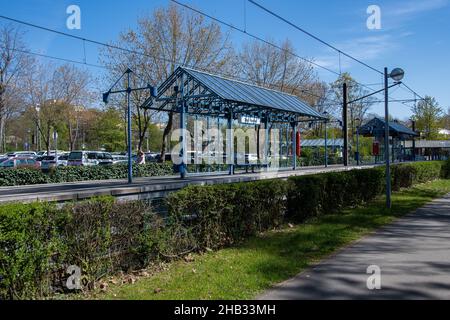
239,115,261,125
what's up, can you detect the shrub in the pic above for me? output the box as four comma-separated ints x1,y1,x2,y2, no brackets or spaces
391,161,444,191
0,163,175,187
442,159,450,179
0,169,49,186
166,179,287,251
60,198,157,288
0,202,66,300
0,198,160,299
287,167,385,222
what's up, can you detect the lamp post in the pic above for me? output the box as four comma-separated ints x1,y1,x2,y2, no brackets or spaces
102,68,157,184
384,67,405,209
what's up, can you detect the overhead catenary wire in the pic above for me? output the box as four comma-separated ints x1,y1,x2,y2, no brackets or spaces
1,4,431,109
1,8,401,108
247,0,384,76
0,10,380,105
0,45,108,69
246,0,439,108
0,28,342,106
169,0,340,76
169,0,389,100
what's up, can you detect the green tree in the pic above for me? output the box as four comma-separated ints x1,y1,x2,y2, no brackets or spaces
412,96,443,139
93,107,126,152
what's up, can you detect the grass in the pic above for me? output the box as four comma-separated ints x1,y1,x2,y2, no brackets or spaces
92,179,450,300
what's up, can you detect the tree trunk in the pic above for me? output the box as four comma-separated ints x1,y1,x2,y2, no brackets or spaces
0,116,5,153
46,126,51,155
160,112,174,163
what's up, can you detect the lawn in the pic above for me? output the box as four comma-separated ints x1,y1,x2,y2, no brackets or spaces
92,179,450,300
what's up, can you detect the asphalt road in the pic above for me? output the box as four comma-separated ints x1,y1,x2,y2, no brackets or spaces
259,194,450,300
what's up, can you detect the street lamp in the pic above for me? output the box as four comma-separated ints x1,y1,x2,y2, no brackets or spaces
102,68,158,184
384,67,405,209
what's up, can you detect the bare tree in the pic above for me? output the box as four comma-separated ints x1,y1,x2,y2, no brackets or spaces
239,39,318,96
24,62,92,153
51,64,92,151
102,4,234,159
0,25,33,152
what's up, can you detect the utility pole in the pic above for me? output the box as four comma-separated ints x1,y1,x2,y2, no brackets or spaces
126,69,133,184
343,83,349,167
384,67,392,209
412,120,416,162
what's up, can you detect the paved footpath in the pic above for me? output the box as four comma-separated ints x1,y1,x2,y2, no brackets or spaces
259,194,450,300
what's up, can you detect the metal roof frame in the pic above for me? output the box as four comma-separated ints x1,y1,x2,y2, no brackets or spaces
141,66,326,123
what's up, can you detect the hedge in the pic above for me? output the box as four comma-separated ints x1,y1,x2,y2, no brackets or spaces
0,163,175,187
0,161,448,299
166,179,287,250
0,198,162,299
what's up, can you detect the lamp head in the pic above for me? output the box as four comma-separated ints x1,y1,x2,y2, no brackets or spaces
102,91,110,104
389,68,405,82
150,86,158,98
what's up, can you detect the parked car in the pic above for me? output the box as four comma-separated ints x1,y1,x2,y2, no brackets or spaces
6,151,37,158
0,157,40,170
111,154,128,164
37,150,65,157
96,152,114,166
68,151,94,166
145,152,159,163
68,151,113,166
40,154,69,170
154,154,172,163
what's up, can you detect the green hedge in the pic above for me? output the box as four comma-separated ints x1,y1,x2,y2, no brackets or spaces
0,163,175,187
166,179,287,251
1,161,448,299
0,202,65,299
287,167,385,222
440,158,450,179
0,198,160,299
391,161,444,191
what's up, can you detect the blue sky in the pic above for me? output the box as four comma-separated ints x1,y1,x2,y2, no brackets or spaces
1,0,449,119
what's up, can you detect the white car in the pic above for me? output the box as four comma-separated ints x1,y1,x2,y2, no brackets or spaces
40,154,69,170
7,151,37,158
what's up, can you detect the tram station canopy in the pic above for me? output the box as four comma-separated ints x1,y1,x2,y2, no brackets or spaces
142,66,325,122
359,117,419,139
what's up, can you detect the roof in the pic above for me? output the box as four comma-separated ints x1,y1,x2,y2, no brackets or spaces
359,117,419,138
301,139,345,148
150,67,324,119
404,140,450,148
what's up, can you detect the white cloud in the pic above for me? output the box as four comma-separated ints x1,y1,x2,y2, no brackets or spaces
338,35,393,60
387,0,449,17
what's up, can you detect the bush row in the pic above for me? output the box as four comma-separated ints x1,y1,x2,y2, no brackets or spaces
0,163,175,187
0,198,161,299
0,161,448,299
